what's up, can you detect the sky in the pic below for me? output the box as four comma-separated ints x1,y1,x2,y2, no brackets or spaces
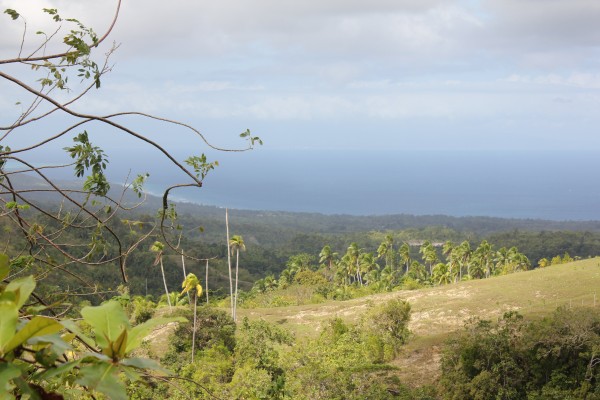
2,0,600,153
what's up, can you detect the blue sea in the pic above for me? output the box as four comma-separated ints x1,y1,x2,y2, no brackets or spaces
108,149,600,221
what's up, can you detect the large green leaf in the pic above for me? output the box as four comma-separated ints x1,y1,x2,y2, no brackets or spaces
4,316,62,353
126,316,186,354
60,319,96,349
33,359,81,381
80,301,129,349
0,253,9,281
76,363,127,400
121,357,169,374
0,302,18,355
5,275,35,309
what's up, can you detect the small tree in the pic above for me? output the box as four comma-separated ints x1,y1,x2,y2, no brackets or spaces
181,272,203,363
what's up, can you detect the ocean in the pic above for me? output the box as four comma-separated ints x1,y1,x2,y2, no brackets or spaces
118,149,600,221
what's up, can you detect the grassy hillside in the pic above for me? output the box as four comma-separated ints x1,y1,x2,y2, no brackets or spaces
238,257,600,386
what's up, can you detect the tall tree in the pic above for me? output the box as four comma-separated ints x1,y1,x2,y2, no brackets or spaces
419,241,438,276
229,234,246,322
377,235,395,272
399,242,411,275
473,240,494,279
346,242,363,286
359,252,379,285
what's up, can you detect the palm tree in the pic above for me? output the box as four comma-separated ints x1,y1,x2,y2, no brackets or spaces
454,241,472,280
346,242,362,286
432,262,452,285
379,265,395,291
377,235,395,272
319,245,338,272
229,234,246,322
408,261,427,282
419,241,438,276
398,242,411,275
150,241,171,310
359,252,379,285
442,241,454,261
181,273,202,363
473,240,493,279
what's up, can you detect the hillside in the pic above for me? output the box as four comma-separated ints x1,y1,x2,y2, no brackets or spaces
237,258,600,386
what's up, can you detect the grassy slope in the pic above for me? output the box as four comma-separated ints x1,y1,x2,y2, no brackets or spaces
238,257,600,386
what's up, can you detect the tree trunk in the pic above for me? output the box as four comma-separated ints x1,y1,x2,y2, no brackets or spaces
191,292,197,363
234,249,240,321
225,209,233,317
181,251,190,303
159,257,171,310
205,259,209,304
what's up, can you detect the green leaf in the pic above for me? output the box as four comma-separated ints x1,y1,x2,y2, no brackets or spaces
108,328,128,360
126,316,186,354
5,275,36,309
4,316,62,353
0,361,20,397
76,363,127,400
60,319,96,349
0,253,9,281
4,9,20,20
34,359,81,381
0,302,18,354
121,357,169,374
80,301,130,350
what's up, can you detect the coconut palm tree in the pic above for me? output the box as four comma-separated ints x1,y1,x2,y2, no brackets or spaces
408,261,427,282
377,235,395,271
473,240,493,279
319,245,338,272
419,241,438,276
442,241,454,261
346,242,362,286
150,241,171,310
181,273,202,363
229,234,246,322
454,241,472,280
432,262,452,285
358,252,379,285
398,242,411,275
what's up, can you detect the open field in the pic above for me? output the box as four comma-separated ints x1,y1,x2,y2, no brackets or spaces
238,257,600,386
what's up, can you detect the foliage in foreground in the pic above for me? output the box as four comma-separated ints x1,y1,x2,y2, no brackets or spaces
0,254,185,399
439,307,600,399
153,298,432,399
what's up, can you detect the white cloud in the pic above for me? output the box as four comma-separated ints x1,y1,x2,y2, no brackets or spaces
504,73,600,89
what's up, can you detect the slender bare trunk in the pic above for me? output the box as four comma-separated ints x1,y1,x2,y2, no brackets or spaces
181,250,190,303
205,259,209,304
234,250,240,321
191,292,197,363
159,257,171,310
226,209,233,317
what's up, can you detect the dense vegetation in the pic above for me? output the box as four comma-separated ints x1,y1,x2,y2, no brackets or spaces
440,307,600,399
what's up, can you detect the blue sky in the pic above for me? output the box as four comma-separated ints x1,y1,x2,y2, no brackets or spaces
2,0,600,153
